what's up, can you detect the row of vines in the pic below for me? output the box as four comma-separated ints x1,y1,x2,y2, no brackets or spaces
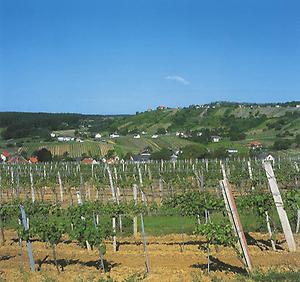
0,156,300,275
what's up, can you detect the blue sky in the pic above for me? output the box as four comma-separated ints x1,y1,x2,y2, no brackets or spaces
0,0,299,114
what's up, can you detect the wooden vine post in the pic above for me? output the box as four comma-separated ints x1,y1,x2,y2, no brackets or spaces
29,172,35,203
140,213,150,274
247,160,255,190
20,206,35,272
58,171,64,203
296,210,300,234
106,166,117,252
265,211,276,251
263,160,296,252
219,179,253,272
219,163,253,272
133,184,138,238
0,204,5,245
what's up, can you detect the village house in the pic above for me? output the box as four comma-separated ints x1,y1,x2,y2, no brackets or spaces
227,149,238,154
1,151,10,162
95,133,102,139
132,154,150,163
106,156,120,164
151,134,158,139
247,141,263,149
176,132,188,138
171,153,178,162
140,150,151,156
57,136,74,142
132,149,151,163
110,133,120,138
133,134,141,139
81,158,98,165
76,138,84,143
29,156,38,164
211,135,221,143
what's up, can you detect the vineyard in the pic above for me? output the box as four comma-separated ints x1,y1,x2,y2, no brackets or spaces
21,141,113,158
0,157,300,281
113,136,198,154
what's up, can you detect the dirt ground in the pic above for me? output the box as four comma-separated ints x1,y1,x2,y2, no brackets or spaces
1,230,300,282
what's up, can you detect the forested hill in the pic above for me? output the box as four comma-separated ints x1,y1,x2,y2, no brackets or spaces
0,112,126,140
1,101,300,142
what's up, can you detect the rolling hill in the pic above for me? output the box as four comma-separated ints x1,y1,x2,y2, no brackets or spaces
1,101,300,158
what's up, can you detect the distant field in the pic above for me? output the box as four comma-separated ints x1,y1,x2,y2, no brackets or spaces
114,135,198,154
53,129,76,137
21,140,113,158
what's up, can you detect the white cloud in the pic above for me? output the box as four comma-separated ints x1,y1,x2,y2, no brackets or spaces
165,75,190,85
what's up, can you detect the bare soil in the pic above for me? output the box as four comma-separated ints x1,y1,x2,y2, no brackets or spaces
1,230,300,282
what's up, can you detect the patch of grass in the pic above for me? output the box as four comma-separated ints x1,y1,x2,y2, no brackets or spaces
41,273,57,282
74,276,114,282
251,270,300,282
21,271,31,282
123,272,147,281
235,269,300,282
140,215,196,235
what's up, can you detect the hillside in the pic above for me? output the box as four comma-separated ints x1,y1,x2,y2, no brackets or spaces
1,101,300,158
112,103,300,135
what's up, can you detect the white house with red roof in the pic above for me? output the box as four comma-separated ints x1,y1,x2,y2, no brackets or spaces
1,151,10,162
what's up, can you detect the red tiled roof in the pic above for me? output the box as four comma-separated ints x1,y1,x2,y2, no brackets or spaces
2,151,10,157
81,158,94,164
246,141,263,147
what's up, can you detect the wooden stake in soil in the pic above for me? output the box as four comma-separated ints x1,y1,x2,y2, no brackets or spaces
0,206,5,246
133,184,138,238
93,213,106,272
17,219,24,272
76,191,83,205
58,171,64,203
263,160,297,252
219,179,253,272
20,206,35,272
265,211,276,251
29,172,35,203
295,209,300,234
140,213,150,274
247,160,255,190
112,217,117,252
107,165,120,251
